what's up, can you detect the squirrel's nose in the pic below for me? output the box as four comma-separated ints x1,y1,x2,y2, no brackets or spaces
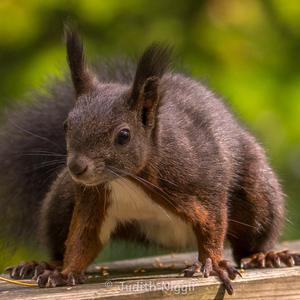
68,158,88,176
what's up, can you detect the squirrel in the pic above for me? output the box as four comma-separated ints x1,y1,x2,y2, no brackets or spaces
1,28,299,295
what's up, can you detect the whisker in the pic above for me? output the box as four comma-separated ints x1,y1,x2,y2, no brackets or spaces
285,217,293,225
226,230,239,240
146,162,178,187
38,159,66,165
24,149,66,155
95,185,106,211
34,160,65,169
106,167,142,211
30,160,65,172
42,163,65,176
108,166,178,212
22,152,66,158
130,174,177,208
9,120,64,151
228,218,256,229
39,165,66,192
106,166,173,222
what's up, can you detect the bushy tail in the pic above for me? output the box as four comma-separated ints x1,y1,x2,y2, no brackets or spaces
0,80,73,242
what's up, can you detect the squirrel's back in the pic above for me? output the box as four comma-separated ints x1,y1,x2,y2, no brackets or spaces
152,73,253,194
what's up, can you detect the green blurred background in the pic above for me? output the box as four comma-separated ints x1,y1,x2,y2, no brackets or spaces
0,0,299,268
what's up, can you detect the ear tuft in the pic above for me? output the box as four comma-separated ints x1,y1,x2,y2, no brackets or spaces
64,25,97,97
131,43,172,103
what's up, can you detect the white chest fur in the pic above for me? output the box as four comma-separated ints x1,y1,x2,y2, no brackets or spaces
99,178,196,250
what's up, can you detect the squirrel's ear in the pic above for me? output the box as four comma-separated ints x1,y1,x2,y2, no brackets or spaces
64,26,98,97
130,43,172,127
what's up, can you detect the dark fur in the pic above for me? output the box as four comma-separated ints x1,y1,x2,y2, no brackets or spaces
130,43,172,103
65,26,97,96
0,30,285,292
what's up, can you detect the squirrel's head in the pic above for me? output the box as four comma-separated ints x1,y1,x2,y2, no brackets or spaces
64,28,171,186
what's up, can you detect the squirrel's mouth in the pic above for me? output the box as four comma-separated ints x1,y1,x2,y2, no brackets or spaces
81,180,103,186
70,175,104,186
68,170,117,186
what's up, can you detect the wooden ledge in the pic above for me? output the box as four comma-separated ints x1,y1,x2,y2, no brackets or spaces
1,240,300,300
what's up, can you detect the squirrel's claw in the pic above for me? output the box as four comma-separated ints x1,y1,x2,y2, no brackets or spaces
241,250,300,269
183,261,201,277
66,272,86,285
183,258,240,295
6,261,61,281
6,261,37,279
37,270,86,288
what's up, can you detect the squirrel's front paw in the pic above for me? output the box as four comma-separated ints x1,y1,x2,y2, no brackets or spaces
183,258,241,295
37,270,86,288
5,261,57,280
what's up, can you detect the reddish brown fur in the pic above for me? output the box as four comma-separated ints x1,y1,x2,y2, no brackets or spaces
62,184,109,274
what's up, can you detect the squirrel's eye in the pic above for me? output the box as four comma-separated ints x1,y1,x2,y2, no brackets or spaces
116,128,131,145
63,120,68,132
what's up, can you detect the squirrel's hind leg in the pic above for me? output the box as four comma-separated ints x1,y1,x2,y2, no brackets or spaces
227,150,287,268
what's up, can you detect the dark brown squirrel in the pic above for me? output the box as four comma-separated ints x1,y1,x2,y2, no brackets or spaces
2,28,299,295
